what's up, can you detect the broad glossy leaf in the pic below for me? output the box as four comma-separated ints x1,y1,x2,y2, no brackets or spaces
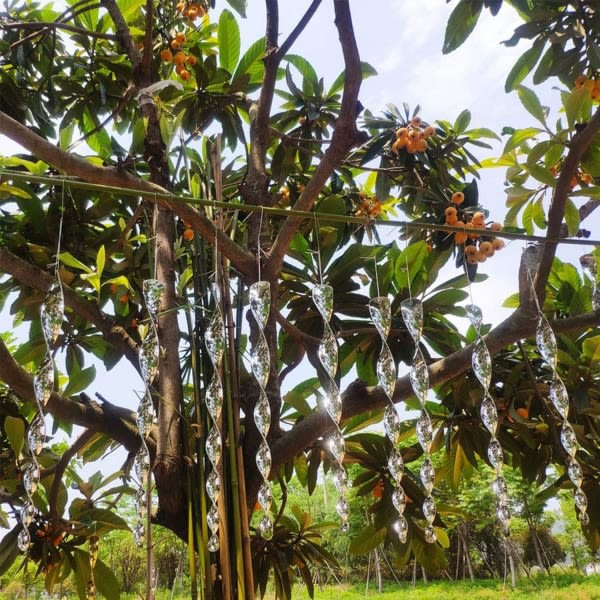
218,9,241,74
94,557,121,600
0,526,20,576
4,416,25,457
505,41,545,92
443,0,483,54
348,524,386,555
564,197,581,237
517,85,546,124
225,0,246,17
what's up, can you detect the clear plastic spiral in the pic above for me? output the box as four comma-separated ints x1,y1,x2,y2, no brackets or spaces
313,284,349,532
250,281,274,540
204,297,225,552
536,308,588,525
19,279,64,552
466,304,511,537
401,298,437,544
133,278,164,547
369,297,408,542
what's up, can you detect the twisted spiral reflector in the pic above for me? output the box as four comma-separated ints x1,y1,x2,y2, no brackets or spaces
313,284,349,532
250,281,274,539
401,298,437,544
204,300,225,551
133,279,164,548
466,304,511,537
536,311,589,525
19,280,64,553
369,297,408,542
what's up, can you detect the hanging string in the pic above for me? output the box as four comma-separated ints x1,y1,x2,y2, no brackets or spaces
527,266,589,525
369,257,408,542
464,267,511,538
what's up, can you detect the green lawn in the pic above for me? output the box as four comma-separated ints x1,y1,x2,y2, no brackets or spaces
3,573,600,599
259,574,600,600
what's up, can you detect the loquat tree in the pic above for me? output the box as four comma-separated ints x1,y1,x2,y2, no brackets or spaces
0,0,599,598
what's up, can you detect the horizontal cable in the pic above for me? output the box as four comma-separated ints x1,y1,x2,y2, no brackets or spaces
1,169,599,246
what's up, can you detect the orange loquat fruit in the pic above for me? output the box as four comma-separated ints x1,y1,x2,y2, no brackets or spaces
451,191,464,205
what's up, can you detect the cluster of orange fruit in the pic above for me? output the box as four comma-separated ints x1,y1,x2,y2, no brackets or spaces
444,192,505,264
176,1,206,20
573,75,600,101
160,32,198,80
391,117,436,154
355,192,383,218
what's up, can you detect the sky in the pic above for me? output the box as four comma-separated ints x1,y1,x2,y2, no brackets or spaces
1,2,598,479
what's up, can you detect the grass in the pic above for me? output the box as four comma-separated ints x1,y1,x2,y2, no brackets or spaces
2,573,599,599
259,573,600,599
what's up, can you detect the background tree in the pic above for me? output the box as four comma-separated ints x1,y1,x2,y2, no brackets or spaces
0,0,599,598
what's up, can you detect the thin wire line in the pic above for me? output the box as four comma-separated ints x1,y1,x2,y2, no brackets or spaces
2,170,599,246
257,206,264,282
314,215,323,286
53,181,66,274
373,256,380,298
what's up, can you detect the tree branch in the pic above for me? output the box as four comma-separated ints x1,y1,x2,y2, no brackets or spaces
0,336,140,451
533,107,600,301
265,0,364,280
276,0,323,60
48,429,96,520
0,111,256,278
270,306,600,472
0,247,140,369
0,19,117,42
101,0,143,75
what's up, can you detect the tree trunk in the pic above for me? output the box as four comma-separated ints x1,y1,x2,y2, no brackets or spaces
572,541,581,573
506,538,517,589
531,525,550,574
374,547,383,592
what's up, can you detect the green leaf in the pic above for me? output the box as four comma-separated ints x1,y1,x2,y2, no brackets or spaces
0,182,32,199
582,336,600,365
94,558,121,600
95,245,105,279
232,37,265,86
329,62,377,95
63,365,96,397
4,415,25,457
103,276,131,291
527,162,556,187
59,252,93,273
218,9,241,74
349,524,386,555
285,55,318,96
78,507,130,531
0,526,20,576
503,292,520,308
453,109,471,134
505,41,544,92
225,0,246,18
563,87,592,129
504,127,543,153
522,200,534,235
443,0,483,54
517,85,546,124
563,197,580,237
72,548,91,600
